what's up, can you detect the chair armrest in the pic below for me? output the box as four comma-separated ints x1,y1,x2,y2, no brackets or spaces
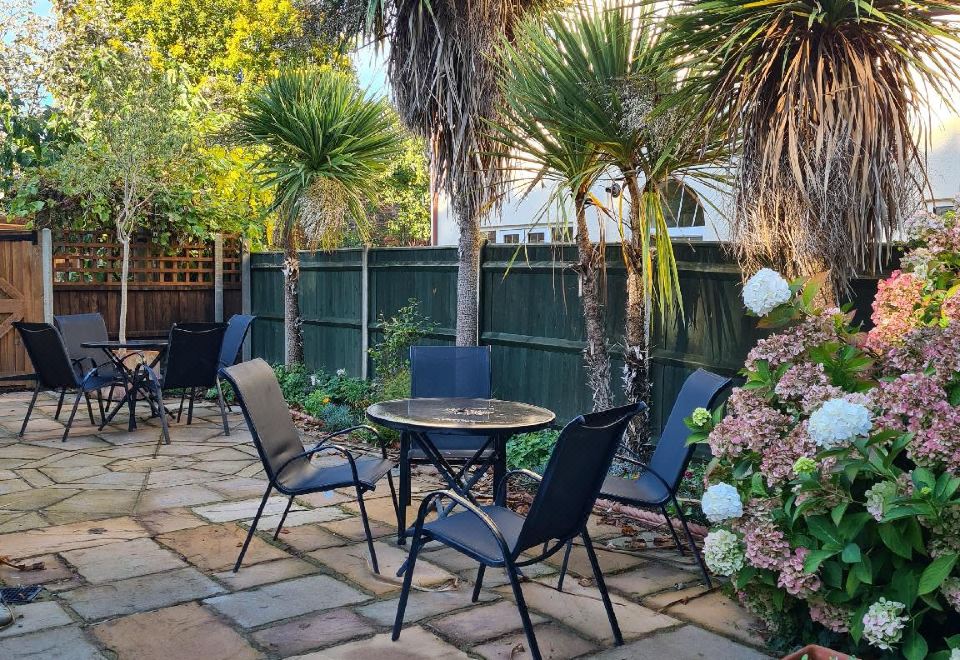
496,468,543,503
414,489,512,559
274,442,361,488
319,424,390,459
614,456,674,493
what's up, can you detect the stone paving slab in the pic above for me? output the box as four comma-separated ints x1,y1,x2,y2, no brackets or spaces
0,516,148,559
587,624,774,659
0,553,77,589
91,602,263,660
63,566,225,620
0,625,105,659
212,557,319,591
250,608,377,656
309,542,458,596
290,626,472,660
428,599,548,644
355,588,497,626
471,622,600,659
0,601,73,639
155,524,290,572
61,537,187,583
204,574,369,628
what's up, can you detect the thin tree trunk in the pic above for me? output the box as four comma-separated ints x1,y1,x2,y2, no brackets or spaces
119,236,130,343
622,172,651,448
574,189,612,412
283,242,303,365
455,215,481,346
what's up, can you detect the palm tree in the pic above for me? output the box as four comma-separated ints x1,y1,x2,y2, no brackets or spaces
496,5,727,442
352,0,550,345
662,0,960,294
495,16,613,411
235,68,404,364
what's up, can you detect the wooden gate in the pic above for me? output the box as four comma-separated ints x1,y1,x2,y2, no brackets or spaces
0,230,43,383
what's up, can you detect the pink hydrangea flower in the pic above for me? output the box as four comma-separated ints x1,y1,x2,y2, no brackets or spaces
809,600,851,633
865,270,924,351
777,548,821,597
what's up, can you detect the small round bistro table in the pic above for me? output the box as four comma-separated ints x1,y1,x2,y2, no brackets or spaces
82,339,168,431
366,397,555,542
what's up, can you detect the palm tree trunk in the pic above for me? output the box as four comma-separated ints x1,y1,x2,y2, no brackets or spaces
574,190,612,412
622,172,651,448
455,215,481,346
283,242,303,365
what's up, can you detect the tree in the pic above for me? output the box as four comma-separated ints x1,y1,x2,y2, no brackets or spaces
235,68,405,364
341,0,549,345
53,46,194,342
496,17,613,411
663,0,960,294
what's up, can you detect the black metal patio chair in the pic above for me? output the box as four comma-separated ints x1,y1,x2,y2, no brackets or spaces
398,346,495,542
556,368,732,590
164,322,229,426
393,401,644,660
54,313,127,415
14,321,116,442
220,358,399,574
216,314,255,412
134,323,228,444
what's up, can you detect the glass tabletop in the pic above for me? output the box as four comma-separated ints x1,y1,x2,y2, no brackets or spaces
366,397,555,434
81,339,169,350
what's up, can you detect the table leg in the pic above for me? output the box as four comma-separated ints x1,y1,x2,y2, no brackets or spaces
398,432,410,545
493,434,507,506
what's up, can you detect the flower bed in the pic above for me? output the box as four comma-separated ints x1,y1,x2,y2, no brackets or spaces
690,209,960,658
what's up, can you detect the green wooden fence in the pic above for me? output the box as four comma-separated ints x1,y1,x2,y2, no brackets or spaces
249,242,883,430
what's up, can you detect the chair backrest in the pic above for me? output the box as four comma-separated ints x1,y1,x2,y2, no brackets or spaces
220,358,306,485
515,401,644,554
14,322,80,389
160,323,227,389
219,314,256,369
410,346,491,398
54,313,112,377
648,368,732,491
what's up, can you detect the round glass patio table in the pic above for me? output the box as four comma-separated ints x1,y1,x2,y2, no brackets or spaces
367,397,554,510
81,339,168,432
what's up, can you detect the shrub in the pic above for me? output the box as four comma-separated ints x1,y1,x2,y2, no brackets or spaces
273,363,314,406
317,403,357,432
368,299,436,381
692,209,960,658
507,429,559,472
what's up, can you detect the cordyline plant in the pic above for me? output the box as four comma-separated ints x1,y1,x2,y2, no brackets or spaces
688,208,960,658
661,0,960,295
234,68,404,364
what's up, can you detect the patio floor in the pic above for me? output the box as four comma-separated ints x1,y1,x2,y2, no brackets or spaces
0,389,772,659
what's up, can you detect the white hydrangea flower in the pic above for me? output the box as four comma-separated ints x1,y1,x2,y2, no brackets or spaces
336,368,347,377
951,649,960,660
703,529,745,576
862,598,908,650
808,398,873,449
701,483,743,523
742,268,792,316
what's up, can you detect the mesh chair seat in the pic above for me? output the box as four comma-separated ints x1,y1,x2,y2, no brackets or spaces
84,372,123,391
279,457,395,493
601,471,670,506
421,505,525,564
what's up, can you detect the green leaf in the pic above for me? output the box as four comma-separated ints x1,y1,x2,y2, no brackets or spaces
807,515,843,547
902,626,928,660
803,547,840,573
879,523,913,559
918,553,958,594
830,501,849,526
892,567,920,608
852,553,873,584
841,543,861,563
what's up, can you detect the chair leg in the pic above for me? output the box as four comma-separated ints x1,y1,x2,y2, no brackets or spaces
392,528,425,641
95,388,106,424
355,486,381,575
187,387,196,424
62,390,83,443
177,390,186,422
472,564,486,602
235,485,272,573
215,379,230,436
506,559,542,660
272,496,295,541
582,529,623,646
144,376,171,446
218,376,233,412
19,382,41,437
54,388,66,420
673,495,712,589
557,539,574,592
84,392,96,425
397,434,410,546
661,504,686,555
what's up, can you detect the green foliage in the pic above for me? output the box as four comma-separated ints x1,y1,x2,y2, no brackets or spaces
303,390,357,430
506,429,559,472
368,299,436,382
367,136,431,246
234,67,406,250
272,362,314,406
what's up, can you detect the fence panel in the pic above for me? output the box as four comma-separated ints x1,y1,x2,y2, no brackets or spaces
248,242,888,428
0,230,43,383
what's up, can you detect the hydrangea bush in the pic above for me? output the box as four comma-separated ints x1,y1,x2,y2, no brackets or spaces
688,209,960,659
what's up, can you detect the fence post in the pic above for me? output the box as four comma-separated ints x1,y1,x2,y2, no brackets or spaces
360,246,369,380
241,238,252,361
40,229,53,324
214,233,224,322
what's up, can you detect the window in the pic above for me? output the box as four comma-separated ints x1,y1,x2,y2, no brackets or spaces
527,231,546,244
502,232,520,244
551,226,573,243
485,231,497,243
661,179,706,229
